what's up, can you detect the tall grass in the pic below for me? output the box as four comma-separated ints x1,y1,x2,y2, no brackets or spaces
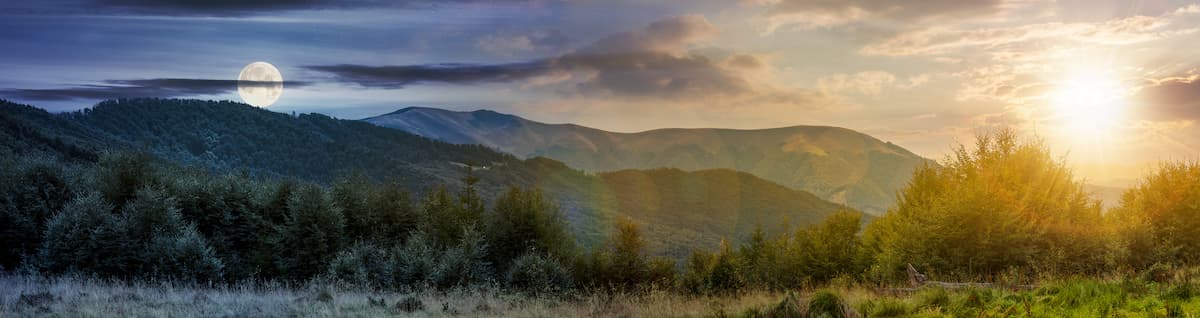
7,270,1200,317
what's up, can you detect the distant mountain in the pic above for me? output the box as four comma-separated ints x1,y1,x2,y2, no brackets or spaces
0,98,848,258
366,107,933,213
594,168,850,258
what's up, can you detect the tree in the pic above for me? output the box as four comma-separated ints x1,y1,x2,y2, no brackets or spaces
798,210,868,282
1109,161,1200,268
486,187,575,273
37,194,118,274
278,184,344,279
0,161,72,269
576,217,675,291
864,129,1103,280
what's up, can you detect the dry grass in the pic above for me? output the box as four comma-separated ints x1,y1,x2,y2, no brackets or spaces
0,275,786,317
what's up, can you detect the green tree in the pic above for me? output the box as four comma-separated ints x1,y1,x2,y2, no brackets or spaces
864,129,1103,280
0,161,72,269
1109,161,1200,268
486,187,575,273
278,184,344,280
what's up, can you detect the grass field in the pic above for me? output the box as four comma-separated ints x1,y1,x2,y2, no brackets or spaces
5,273,1200,317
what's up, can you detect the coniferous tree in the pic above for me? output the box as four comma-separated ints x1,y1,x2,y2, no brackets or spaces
486,187,575,273
278,184,344,280
0,161,72,269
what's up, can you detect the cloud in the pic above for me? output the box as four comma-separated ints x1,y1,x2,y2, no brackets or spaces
305,62,551,89
1135,74,1200,121
817,71,897,96
7,0,555,17
579,14,717,54
0,78,308,101
308,15,782,101
760,0,1005,31
475,30,570,56
861,12,1196,56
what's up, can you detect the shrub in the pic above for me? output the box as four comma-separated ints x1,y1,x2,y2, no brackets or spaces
327,244,396,289
431,227,491,289
141,229,224,282
857,298,910,318
505,252,573,294
807,290,846,318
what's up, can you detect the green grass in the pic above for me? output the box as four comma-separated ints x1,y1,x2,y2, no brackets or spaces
7,274,1200,317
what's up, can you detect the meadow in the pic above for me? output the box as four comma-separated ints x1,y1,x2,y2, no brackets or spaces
6,268,1200,317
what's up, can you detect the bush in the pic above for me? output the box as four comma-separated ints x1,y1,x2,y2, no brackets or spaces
431,227,491,289
505,252,573,294
327,244,396,289
856,297,910,317
142,229,224,282
807,290,847,318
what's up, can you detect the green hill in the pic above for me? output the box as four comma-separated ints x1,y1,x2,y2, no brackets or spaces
366,107,933,213
0,98,850,258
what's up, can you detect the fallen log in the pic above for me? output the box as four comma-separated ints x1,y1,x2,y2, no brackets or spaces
880,263,1035,293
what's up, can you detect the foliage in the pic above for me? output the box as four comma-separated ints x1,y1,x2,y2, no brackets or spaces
1109,161,1200,269
485,187,575,273
864,128,1104,280
504,252,573,294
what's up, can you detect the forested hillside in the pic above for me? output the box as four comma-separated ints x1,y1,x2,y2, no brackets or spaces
366,107,932,213
596,168,848,258
0,98,847,258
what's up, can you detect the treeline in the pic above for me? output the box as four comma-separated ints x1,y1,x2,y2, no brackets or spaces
5,129,1200,295
0,150,868,293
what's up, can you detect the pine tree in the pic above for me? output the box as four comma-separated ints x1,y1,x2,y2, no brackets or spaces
278,184,344,280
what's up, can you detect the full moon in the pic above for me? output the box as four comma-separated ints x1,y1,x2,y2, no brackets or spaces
237,62,283,107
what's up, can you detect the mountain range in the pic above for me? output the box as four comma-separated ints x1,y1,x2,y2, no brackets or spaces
0,98,850,257
365,107,934,213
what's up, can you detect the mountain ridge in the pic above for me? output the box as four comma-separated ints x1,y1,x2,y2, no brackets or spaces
365,106,934,213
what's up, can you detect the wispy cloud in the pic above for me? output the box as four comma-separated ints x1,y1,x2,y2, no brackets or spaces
1,79,308,101
4,0,559,17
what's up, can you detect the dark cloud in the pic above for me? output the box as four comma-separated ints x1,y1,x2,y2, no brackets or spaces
305,62,552,89
1136,76,1200,121
6,0,556,17
307,15,752,99
1,78,308,101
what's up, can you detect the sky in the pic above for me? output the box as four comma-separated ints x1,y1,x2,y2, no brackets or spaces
3,0,1200,186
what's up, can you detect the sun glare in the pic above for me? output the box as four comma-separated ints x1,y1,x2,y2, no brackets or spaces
1048,70,1128,141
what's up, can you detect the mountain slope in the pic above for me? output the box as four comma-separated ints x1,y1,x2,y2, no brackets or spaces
595,168,850,258
0,98,849,258
366,107,933,213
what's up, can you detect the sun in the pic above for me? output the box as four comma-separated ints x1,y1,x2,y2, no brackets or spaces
1047,70,1128,141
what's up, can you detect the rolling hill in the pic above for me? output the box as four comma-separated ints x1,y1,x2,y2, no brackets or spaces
0,98,849,258
366,107,933,213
